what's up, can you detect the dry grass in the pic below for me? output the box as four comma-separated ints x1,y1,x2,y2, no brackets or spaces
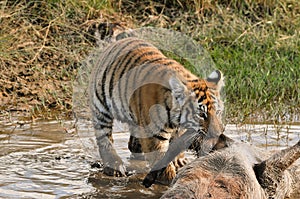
0,0,131,119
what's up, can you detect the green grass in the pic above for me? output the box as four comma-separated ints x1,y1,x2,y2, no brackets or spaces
117,0,300,123
211,37,299,123
194,1,300,123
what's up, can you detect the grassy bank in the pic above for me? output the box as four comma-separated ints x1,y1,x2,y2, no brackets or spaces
0,0,299,123
0,0,129,119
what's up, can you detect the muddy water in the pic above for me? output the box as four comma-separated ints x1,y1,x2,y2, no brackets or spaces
0,118,299,199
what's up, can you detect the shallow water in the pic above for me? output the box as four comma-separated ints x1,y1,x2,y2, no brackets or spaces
0,117,299,199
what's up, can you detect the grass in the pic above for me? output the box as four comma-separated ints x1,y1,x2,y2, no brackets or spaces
0,0,123,119
196,1,300,123
212,37,299,123
117,0,300,124
0,0,299,123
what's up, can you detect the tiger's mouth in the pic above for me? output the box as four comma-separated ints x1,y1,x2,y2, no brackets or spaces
188,130,207,155
186,128,231,157
192,133,234,157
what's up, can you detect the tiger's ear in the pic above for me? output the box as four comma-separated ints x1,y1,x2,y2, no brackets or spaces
169,76,187,106
206,70,224,91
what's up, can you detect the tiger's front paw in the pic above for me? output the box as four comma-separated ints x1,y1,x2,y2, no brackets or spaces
156,162,176,185
143,163,176,188
143,170,160,188
173,153,187,171
103,163,127,177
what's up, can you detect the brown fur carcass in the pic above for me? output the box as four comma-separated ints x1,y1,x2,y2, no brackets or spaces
161,138,300,199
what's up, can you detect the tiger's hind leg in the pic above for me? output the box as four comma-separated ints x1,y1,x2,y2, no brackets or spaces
128,135,165,161
94,121,126,177
128,135,146,161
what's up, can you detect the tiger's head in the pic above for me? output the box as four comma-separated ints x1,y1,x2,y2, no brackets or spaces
169,70,225,155
142,70,225,188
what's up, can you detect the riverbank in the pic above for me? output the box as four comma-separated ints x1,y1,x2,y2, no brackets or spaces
0,0,299,123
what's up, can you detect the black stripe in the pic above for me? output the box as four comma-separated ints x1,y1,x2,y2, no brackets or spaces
164,99,173,128
133,57,167,84
108,44,155,98
198,94,206,103
119,50,162,80
107,42,154,120
99,124,112,129
94,87,108,113
99,39,141,109
94,87,103,106
140,58,175,80
94,116,113,125
177,111,182,126
110,50,156,121
127,59,178,128
98,110,113,122
120,54,165,119
161,60,178,66
94,123,112,130
92,110,112,125
153,134,169,141
188,79,200,82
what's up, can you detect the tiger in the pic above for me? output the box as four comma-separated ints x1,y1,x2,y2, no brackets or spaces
89,36,224,184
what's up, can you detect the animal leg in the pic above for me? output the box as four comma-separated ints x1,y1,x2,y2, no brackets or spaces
95,127,126,177
254,140,300,198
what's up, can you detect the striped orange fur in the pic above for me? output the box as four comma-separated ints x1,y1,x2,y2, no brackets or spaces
89,37,224,182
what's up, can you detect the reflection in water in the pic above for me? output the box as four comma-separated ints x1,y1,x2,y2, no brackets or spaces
0,117,299,198
226,124,300,150
0,119,92,198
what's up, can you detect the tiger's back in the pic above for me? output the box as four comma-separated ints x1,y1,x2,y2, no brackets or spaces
90,38,198,127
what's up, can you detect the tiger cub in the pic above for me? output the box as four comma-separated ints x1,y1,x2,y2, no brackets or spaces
89,37,224,182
